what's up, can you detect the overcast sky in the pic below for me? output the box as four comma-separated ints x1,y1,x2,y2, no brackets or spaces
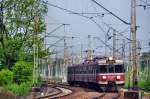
45,0,150,57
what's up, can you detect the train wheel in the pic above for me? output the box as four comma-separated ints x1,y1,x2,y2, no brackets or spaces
68,81,74,86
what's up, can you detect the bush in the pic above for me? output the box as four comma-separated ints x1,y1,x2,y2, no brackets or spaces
5,82,32,96
0,69,13,86
139,81,150,90
12,61,33,83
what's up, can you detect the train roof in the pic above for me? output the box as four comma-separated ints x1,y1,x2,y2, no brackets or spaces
98,59,123,64
69,58,123,67
71,61,98,67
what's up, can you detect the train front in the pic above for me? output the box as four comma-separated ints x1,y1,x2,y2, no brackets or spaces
97,57,125,90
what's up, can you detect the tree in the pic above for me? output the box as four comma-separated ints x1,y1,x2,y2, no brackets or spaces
0,0,48,68
12,61,33,83
0,69,13,86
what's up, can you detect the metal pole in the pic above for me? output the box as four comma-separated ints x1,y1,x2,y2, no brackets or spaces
128,38,131,89
122,39,125,59
33,16,39,85
88,35,92,59
71,37,74,65
105,33,107,56
81,43,83,61
63,24,68,82
131,0,138,88
113,29,116,59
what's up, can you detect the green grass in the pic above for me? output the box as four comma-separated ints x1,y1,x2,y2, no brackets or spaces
138,81,150,90
124,69,150,90
4,82,32,96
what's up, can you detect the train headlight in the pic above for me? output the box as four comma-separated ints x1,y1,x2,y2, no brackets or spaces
116,75,121,80
108,57,113,60
102,76,106,80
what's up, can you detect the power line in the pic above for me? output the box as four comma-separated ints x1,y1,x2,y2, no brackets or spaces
90,0,131,41
45,24,64,37
42,1,108,35
102,22,131,41
139,0,150,5
47,37,64,49
91,0,130,25
42,1,90,19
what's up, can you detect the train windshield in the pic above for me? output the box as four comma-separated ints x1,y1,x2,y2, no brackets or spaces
108,65,115,73
99,65,107,73
98,64,124,73
115,65,124,73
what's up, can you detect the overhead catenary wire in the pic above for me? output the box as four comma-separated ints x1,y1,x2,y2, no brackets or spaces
139,0,150,5
91,0,130,25
42,0,108,34
43,0,132,57
93,36,122,55
47,37,65,49
45,24,64,37
90,0,131,42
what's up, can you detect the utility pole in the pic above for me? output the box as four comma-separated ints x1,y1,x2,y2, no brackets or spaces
63,24,69,65
131,0,138,88
122,39,126,59
33,16,39,86
63,24,69,82
113,29,116,59
88,35,92,59
128,38,131,89
81,43,83,62
105,33,107,56
71,37,74,65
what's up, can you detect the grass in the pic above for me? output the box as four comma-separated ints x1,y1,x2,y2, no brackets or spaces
4,82,32,96
124,70,150,90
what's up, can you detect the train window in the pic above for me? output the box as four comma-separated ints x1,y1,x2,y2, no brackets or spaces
99,65,107,73
108,65,115,73
115,65,124,73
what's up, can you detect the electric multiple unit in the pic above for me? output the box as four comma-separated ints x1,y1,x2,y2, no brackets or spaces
67,57,125,90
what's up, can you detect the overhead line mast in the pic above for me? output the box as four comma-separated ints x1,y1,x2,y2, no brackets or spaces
131,0,138,88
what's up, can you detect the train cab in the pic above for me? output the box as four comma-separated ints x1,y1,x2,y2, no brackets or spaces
97,57,125,86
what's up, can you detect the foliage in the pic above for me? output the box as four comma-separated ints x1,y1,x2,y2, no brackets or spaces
0,0,48,68
138,81,150,90
139,68,150,90
139,52,150,90
12,61,33,83
124,71,130,89
124,66,150,90
0,0,48,96
0,69,13,86
5,82,32,96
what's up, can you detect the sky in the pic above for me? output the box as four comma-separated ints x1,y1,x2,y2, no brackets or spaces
45,0,150,58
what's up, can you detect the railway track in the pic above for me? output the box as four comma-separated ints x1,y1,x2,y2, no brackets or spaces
92,92,121,99
33,83,123,99
33,83,72,99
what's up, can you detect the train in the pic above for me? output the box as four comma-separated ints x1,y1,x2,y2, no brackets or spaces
67,57,125,91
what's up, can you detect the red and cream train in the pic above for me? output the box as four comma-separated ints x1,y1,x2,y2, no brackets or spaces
67,57,125,91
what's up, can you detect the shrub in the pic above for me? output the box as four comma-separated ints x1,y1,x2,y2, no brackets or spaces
12,61,33,83
139,81,150,90
5,82,32,96
0,69,13,86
